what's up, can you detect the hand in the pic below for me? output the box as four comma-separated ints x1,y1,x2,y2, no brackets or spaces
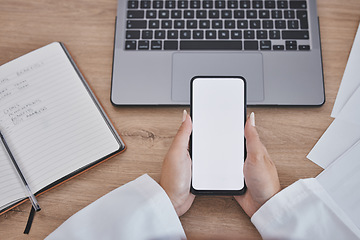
235,113,281,218
160,110,195,216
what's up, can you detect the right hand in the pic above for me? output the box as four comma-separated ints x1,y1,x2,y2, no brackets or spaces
235,113,281,218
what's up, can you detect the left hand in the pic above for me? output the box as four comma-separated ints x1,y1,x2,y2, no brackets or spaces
160,110,195,216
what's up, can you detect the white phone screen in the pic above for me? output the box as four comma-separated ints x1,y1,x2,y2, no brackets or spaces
191,77,245,192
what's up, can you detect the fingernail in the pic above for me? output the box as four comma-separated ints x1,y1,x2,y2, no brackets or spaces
250,112,255,127
182,110,187,122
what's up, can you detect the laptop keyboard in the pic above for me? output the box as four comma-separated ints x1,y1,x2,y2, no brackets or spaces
124,0,311,51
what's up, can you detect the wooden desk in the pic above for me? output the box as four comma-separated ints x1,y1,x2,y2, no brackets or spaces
0,0,359,239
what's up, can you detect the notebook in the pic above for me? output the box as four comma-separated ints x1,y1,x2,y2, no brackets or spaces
111,0,324,106
0,42,126,214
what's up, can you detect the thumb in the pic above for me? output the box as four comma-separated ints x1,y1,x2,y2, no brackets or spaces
244,113,262,153
171,110,192,151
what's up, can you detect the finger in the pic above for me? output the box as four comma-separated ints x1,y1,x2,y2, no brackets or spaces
244,117,262,152
171,113,192,151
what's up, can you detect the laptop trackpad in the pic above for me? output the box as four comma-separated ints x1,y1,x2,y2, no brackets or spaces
172,52,264,103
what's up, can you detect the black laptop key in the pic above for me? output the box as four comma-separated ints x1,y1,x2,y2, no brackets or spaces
138,40,150,50
128,1,139,9
282,30,309,39
286,40,297,50
290,1,307,9
244,41,258,50
127,20,147,29
151,40,162,50
180,41,242,50
127,10,145,19
264,0,276,9
297,10,309,29
190,0,201,8
260,40,271,50
140,1,151,9
273,44,284,50
126,30,141,39
299,45,310,50
125,40,137,50
165,0,176,9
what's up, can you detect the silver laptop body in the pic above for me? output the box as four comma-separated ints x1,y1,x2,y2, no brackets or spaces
111,0,324,106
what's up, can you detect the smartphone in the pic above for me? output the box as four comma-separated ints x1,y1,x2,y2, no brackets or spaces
190,76,246,195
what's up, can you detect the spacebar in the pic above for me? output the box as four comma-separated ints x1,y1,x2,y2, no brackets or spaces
180,41,242,50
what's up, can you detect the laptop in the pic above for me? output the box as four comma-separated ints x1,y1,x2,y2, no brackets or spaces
111,0,324,106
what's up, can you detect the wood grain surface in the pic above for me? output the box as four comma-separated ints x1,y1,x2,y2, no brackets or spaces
0,0,359,239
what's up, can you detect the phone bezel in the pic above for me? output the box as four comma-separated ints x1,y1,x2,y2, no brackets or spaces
190,76,247,196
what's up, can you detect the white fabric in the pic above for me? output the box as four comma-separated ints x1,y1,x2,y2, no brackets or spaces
47,175,360,240
46,174,186,240
252,178,360,240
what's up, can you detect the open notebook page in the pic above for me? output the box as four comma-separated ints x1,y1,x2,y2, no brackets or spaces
0,42,121,203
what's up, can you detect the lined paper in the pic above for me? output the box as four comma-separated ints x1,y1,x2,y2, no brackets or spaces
0,42,121,210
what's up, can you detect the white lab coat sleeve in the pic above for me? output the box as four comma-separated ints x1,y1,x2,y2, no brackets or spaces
46,174,186,240
251,178,360,240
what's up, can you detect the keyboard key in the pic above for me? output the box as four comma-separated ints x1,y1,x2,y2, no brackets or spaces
273,44,284,50
151,40,162,50
250,20,261,29
159,10,170,18
142,30,153,39
184,10,195,18
271,10,282,19
238,20,248,29
263,20,274,29
174,20,185,28
200,20,211,28
180,30,191,39
287,20,299,29
215,0,226,8
275,20,286,29
167,30,179,39
155,30,166,39
209,10,220,18
190,0,201,8
234,10,245,19
240,1,251,9
203,1,213,9
164,40,178,50
256,30,268,39
231,30,242,39
138,40,149,50
244,41,258,50
125,40,137,50
269,30,280,39
128,1,139,9
282,30,309,39
277,0,288,9
171,10,182,18
260,40,272,50
225,20,236,29
149,20,160,28
221,10,232,18
140,1,151,9
196,10,207,18
244,30,255,39
297,10,309,29
265,0,276,9
286,40,297,50
180,41,242,50
259,10,270,19
247,10,257,19
128,10,145,18
206,30,217,39
165,0,176,9
212,20,223,29
126,30,141,39
228,0,239,8
153,1,164,9
127,20,147,29
284,10,295,19
178,0,189,8
299,45,310,50
161,20,172,28
146,10,157,18
219,30,230,39
290,1,307,9
187,20,197,28
193,30,204,39
253,1,263,9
